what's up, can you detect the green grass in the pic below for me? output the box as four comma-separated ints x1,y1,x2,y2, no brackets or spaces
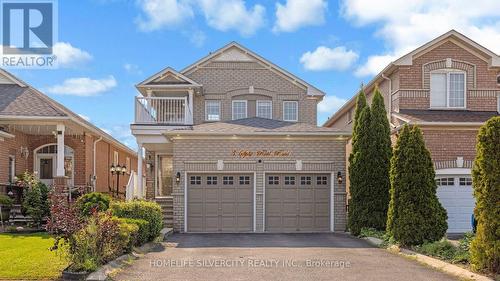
0,232,68,280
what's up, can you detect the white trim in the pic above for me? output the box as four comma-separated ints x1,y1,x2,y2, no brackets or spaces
435,168,471,175
8,155,15,183
282,101,298,122
33,143,74,186
0,130,15,139
330,172,334,232
256,100,272,119
184,171,187,233
263,172,266,232
253,172,256,232
137,67,202,87
430,69,467,109
204,100,221,121
232,100,247,120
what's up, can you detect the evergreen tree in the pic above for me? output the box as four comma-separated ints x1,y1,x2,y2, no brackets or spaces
387,125,447,246
350,88,367,154
470,116,499,273
348,105,372,235
367,88,392,229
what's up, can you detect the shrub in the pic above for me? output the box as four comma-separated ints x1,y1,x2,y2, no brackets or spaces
76,192,111,217
22,181,50,226
413,239,471,264
359,227,386,240
116,218,149,246
387,125,447,246
110,200,163,241
115,218,139,252
470,116,500,273
0,194,13,207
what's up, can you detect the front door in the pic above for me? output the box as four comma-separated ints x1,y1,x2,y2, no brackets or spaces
156,155,173,197
38,156,55,186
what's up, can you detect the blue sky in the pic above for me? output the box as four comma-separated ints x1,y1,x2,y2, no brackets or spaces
9,0,500,148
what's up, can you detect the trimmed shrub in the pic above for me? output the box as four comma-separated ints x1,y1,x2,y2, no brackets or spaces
22,181,50,226
470,116,500,273
110,200,163,241
116,218,149,246
115,218,139,252
76,192,111,217
387,125,447,246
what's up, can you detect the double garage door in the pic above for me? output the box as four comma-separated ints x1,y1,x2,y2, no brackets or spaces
186,173,331,233
436,176,475,233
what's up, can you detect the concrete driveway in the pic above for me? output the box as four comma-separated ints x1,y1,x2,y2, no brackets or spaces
113,233,457,281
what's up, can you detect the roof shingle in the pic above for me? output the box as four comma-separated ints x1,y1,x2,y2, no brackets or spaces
0,84,67,117
395,109,498,123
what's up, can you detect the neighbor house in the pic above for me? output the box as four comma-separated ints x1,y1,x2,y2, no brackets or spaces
0,69,139,201
131,42,350,232
324,30,500,233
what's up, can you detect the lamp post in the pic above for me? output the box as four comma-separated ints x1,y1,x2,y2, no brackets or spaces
110,164,127,197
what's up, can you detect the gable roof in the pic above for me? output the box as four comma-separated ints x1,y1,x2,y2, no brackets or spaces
323,30,500,127
0,68,137,155
137,67,202,88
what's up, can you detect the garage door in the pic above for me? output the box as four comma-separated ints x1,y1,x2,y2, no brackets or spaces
436,176,475,233
265,174,330,232
187,174,253,232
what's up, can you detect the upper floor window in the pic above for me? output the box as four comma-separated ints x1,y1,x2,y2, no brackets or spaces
257,100,272,119
205,100,221,121
283,101,298,122
232,100,247,120
430,71,466,108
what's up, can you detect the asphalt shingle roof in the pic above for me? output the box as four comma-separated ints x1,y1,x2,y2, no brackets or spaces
0,84,67,117
396,109,498,123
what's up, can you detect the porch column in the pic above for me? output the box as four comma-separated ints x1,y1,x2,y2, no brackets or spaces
56,124,65,177
137,142,143,198
187,89,194,124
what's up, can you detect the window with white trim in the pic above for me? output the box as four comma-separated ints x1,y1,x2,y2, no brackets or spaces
283,101,298,122
435,177,455,186
207,176,218,185
190,176,201,185
232,100,247,120
284,176,295,185
256,100,272,119
239,176,250,185
430,71,466,108
223,176,234,185
459,177,472,186
205,100,221,121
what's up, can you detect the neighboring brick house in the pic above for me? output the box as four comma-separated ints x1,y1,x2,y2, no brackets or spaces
131,42,350,233
324,30,500,233
0,69,140,199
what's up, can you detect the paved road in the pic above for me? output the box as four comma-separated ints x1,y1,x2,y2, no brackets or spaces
113,233,458,281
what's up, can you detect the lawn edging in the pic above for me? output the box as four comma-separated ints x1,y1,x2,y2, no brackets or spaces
362,236,493,281
86,227,173,281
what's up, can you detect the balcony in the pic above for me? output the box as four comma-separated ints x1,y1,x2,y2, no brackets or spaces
135,96,193,125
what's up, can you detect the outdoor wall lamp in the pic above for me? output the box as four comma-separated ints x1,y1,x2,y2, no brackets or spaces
337,171,343,185
175,172,181,184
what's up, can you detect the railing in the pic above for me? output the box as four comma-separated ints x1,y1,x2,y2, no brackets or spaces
135,96,192,124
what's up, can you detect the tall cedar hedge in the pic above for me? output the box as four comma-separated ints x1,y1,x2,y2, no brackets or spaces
470,116,499,273
386,125,447,246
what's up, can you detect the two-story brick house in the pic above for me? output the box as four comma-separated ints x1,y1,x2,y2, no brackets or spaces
131,42,350,233
324,30,500,233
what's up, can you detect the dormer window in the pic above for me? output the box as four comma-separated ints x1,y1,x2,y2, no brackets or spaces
232,100,247,120
283,101,298,122
256,100,272,119
430,71,466,108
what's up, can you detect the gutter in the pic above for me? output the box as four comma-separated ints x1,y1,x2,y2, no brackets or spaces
381,74,398,129
0,130,15,139
164,131,351,137
92,136,103,192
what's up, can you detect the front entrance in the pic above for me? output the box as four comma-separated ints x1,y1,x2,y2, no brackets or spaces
34,144,74,187
265,173,331,232
156,155,173,197
186,173,254,232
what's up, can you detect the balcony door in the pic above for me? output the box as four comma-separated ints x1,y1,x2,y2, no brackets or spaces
156,154,173,197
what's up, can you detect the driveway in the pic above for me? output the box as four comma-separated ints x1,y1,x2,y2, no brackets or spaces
113,233,457,281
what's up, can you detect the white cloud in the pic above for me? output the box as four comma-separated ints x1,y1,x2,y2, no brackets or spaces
198,0,265,36
123,63,142,74
342,0,500,77
78,114,91,121
273,0,328,32
53,42,92,67
100,124,136,149
318,95,348,114
354,54,395,77
185,29,206,47
300,46,359,71
135,0,194,31
46,76,117,97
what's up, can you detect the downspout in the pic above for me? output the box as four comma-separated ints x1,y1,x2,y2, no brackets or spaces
92,136,103,192
381,73,397,129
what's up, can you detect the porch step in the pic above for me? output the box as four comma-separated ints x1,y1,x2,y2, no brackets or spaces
155,198,174,228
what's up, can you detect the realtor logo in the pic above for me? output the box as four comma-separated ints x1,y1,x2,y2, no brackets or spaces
0,0,57,68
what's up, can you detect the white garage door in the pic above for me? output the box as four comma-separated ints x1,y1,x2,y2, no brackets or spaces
436,176,475,233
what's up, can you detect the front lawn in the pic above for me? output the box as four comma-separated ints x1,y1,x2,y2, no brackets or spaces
0,232,68,280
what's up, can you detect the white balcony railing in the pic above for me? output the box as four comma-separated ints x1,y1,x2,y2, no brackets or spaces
135,96,193,125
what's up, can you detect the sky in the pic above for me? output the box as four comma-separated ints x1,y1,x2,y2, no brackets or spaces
9,0,500,149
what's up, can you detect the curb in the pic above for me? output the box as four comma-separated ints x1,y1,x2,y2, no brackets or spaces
363,236,493,281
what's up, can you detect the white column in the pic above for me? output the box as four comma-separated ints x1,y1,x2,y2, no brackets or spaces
187,89,194,124
137,142,143,198
56,124,65,177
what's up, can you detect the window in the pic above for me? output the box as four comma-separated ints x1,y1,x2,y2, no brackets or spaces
317,176,328,185
223,176,234,185
459,177,472,186
113,151,119,165
268,176,279,185
257,100,272,119
347,109,353,124
8,156,15,183
239,176,250,185
300,176,312,185
190,176,201,185
430,71,465,108
205,100,221,121
435,177,455,186
283,101,298,121
232,100,247,120
207,176,218,185
284,176,295,185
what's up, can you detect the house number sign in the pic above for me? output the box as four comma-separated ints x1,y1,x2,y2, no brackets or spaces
232,149,292,158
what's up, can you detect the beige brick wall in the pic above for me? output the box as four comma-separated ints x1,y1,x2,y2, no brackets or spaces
186,62,318,125
144,137,347,232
